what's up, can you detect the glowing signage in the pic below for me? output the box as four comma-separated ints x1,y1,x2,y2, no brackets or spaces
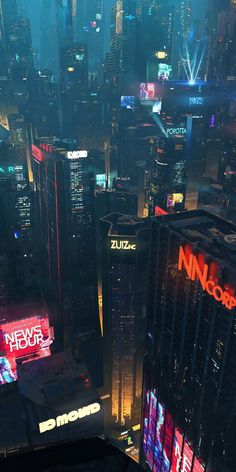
158,63,172,81
67,150,88,159
166,128,186,136
167,194,184,208
178,246,236,310
5,325,44,352
32,144,44,162
140,83,156,101
143,389,205,472
121,96,136,110
152,101,162,114
0,166,19,173
155,51,167,59
155,206,168,216
189,97,204,106
39,402,101,433
0,316,53,385
110,240,136,251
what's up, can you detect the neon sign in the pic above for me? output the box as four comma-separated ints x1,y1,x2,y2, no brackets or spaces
0,166,18,173
5,325,44,352
110,240,136,251
39,402,101,433
178,246,236,310
166,128,186,136
67,150,88,159
0,316,53,385
32,144,44,162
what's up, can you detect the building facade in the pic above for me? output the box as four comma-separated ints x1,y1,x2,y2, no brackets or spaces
141,210,236,472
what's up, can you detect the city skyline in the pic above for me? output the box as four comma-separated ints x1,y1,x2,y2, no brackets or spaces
0,0,236,470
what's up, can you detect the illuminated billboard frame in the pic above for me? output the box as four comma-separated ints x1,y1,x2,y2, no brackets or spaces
143,389,205,472
167,194,184,208
0,316,54,386
157,63,172,81
140,83,156,101
121,96,136,110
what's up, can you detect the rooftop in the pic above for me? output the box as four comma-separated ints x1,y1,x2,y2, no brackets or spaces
155,209,236,269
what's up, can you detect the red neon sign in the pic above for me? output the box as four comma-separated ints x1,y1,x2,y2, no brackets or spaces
178,246,236,311
155,206,168,216
0,316,53,385
32,144,44,162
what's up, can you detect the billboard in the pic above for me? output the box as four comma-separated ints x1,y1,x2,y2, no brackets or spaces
32,144,44,162
167,193,184,208
152,100,162,114
155,206,168,216
0,316,53,385
158,63,172,81
140,83,156,101
189,97,204,106
121,96,136,110
143,390,205,472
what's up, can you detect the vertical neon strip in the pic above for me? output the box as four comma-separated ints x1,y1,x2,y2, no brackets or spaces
45,161,51,281
54,162,61,303
38,162,42,225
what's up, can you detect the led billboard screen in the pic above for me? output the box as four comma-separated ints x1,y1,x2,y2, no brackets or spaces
152,101,162,114
167,193,184,208
158,63,172,81
189,97,204,106
121,96,136,109
0,316,53,385
140,83,156,101
143,390,205,472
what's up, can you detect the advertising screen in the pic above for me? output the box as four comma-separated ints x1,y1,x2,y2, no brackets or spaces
167,193,184,208
143,390,205,472
140,83,156,101
152,101,162,114
146,390,157,469
121,96,136,109
189,97,204,106
96,174,106,188
0,316,53,385
155,206,168,216
171,428,184,472
143,390,150,455
158,63,172,81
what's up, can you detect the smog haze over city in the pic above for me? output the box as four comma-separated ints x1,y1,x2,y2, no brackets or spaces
1,1,236,471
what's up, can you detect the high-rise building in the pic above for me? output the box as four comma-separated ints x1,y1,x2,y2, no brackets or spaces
171,0,191,80
100,213,150,433
32,141,102,386
104,0,138,93
60,42,89,137
75,0,104,78
138,0,174,82
147,134,187,215
141,210,236,472
28,69,60,137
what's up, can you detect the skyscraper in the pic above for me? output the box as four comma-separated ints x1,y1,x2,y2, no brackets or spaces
100,213,150,433
171,0,191,80
141,210,236,472
104,0,138,93
32,141,102,385
147,134,187,215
